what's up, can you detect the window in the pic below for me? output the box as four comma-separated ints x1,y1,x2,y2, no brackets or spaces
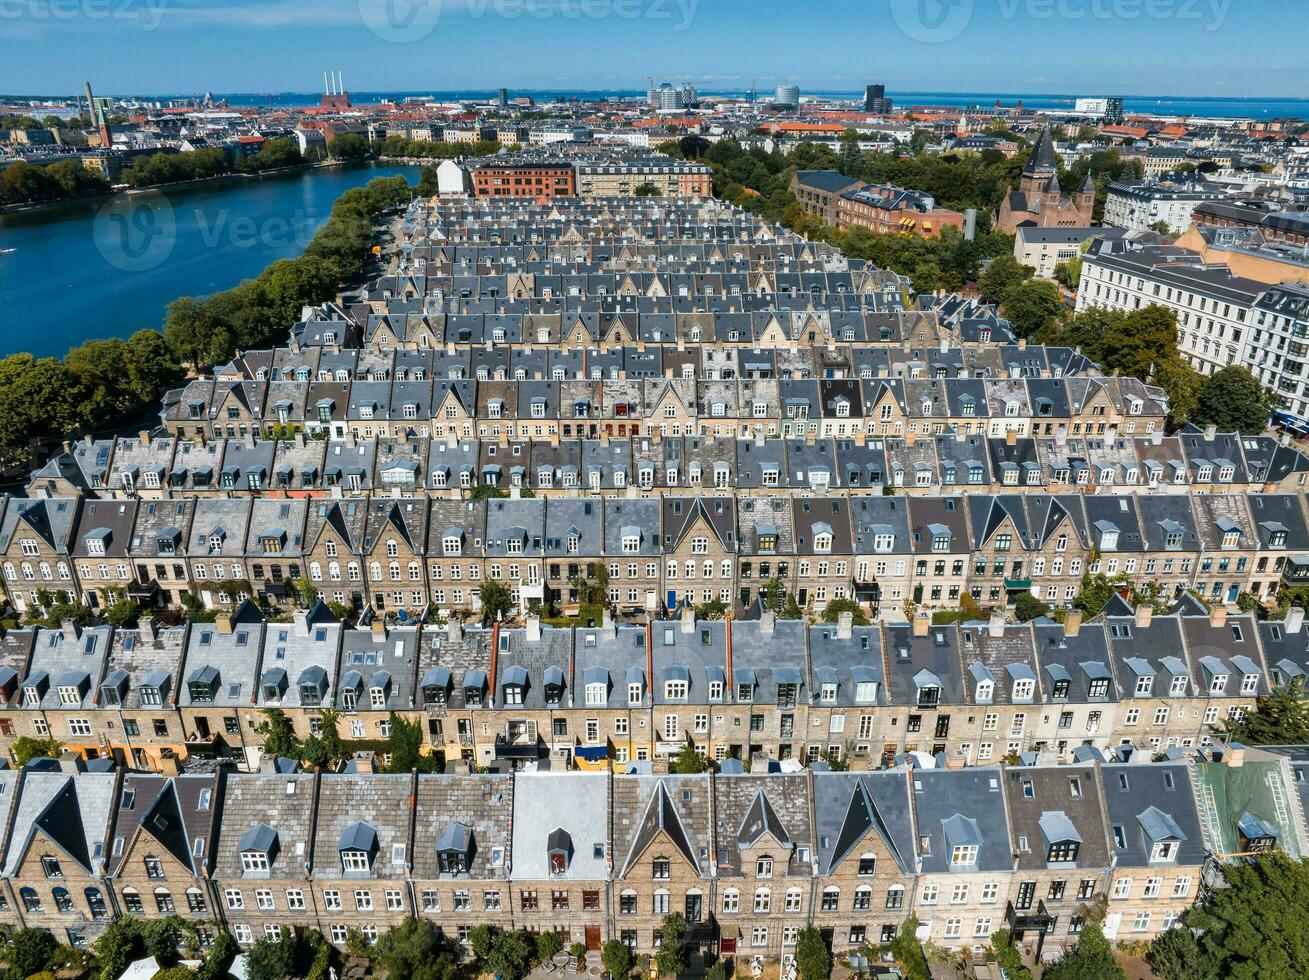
950,845,978,866
224,889,244,911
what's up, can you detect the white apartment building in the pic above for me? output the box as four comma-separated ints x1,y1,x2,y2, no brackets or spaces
1076,241,1263,376
1248,284,1309,429
1103,181,1227,234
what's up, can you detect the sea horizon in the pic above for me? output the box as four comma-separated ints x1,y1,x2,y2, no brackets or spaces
6,88,1308,121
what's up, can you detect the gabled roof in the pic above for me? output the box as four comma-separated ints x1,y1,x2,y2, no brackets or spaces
134,780,196,874
737,788,791,848
621,781,700,877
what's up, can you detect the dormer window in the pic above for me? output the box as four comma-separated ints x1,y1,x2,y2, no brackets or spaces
1013,679,1035,701
950,845,977,867
1210,673,1228,695
240,851,269,873
1150,840,1178,862
975,681,993,704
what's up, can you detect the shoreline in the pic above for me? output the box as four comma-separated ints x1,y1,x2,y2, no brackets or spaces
0,158,364,221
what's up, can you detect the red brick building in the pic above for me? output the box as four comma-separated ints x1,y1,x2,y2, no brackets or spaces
471,161,576,198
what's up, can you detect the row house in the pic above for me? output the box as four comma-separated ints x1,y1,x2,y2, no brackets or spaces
41,426,1309,510
0,746,1296,957
154,374,1176,447
2,588,1298,774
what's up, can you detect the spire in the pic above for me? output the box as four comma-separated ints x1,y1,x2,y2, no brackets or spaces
1080,171,1096,195
1026,127,1058,174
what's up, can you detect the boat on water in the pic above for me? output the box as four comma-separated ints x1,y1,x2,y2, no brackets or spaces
0,248,15,256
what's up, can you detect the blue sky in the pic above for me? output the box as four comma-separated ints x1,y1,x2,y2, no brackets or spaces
1,0,1304,97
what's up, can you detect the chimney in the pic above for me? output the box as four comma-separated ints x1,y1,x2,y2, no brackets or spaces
139,616,158,646
61,619,81,642
1064,609,1083,638
1005,428,1018,446
1134,604,1153,628
447,618,463,642
214,613,234,635
351,751,375,774
680,603,695,633
526,614,541,643
158,755,180,777
59,750,86,773
836,611,853,640
1203,424,1217,440
1224,743,1246,768
292,608,310,638
912,610,931,638
371,615,386,637
1285,606,1305,635
1209,604,1228,628
139,430,151,446
759,609,776,634
988,611,1005,638
945,751,966,770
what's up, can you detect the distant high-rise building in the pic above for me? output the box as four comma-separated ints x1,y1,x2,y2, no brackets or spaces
1105,96,1125,123
498,88,509,108
654,83,683,112
773,84,800,110
863,83,892,115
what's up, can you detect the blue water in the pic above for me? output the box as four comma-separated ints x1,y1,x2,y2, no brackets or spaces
184,89,1309,120
0,163,419,359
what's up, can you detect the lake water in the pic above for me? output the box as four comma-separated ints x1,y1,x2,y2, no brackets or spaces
0,163,421,359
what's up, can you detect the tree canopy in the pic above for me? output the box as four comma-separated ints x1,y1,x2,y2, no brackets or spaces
1149,852,1309,980
1193,366,1279,434
1223,678,1309,745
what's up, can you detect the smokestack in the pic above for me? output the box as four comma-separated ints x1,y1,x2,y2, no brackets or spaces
324,70,330,96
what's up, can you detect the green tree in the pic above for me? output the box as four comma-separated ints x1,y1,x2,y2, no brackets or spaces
1146,926,1210,980
1013,590,1048,623
329,133,372,161
1195,366,1278,434
485,930,533,980
601,939,634,980
1223,679,1309,745
479,579,515,624
417,167,441,197
1165,852,1309,978
1001,278,1064,339
978,252,1033,304
820,597,870,626
256,708,300,760
795,927,831,980
11,735,62,766
1154,360,1204,425
4,928,61,980
164,296,219,370
654,914,688,977
536,931,564,964
246,934,299,980
989,929,1034,980
1053,253,1083,289
371,919,458,980
298,578,320,607
1041,924,1124,980
1074,573,1133,616
195,932,238,980
385,712,438,772
669,742,709,773
634,181,662,196
469,925,496,962
888,917,929,980
94,917,146,980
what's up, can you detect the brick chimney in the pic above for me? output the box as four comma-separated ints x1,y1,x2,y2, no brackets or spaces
1134,604,1153,628
1209,604,1228,628
1064,609,1083,638
912,610,931,638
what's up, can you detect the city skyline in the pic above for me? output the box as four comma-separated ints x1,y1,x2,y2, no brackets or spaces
1,0,1304,98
